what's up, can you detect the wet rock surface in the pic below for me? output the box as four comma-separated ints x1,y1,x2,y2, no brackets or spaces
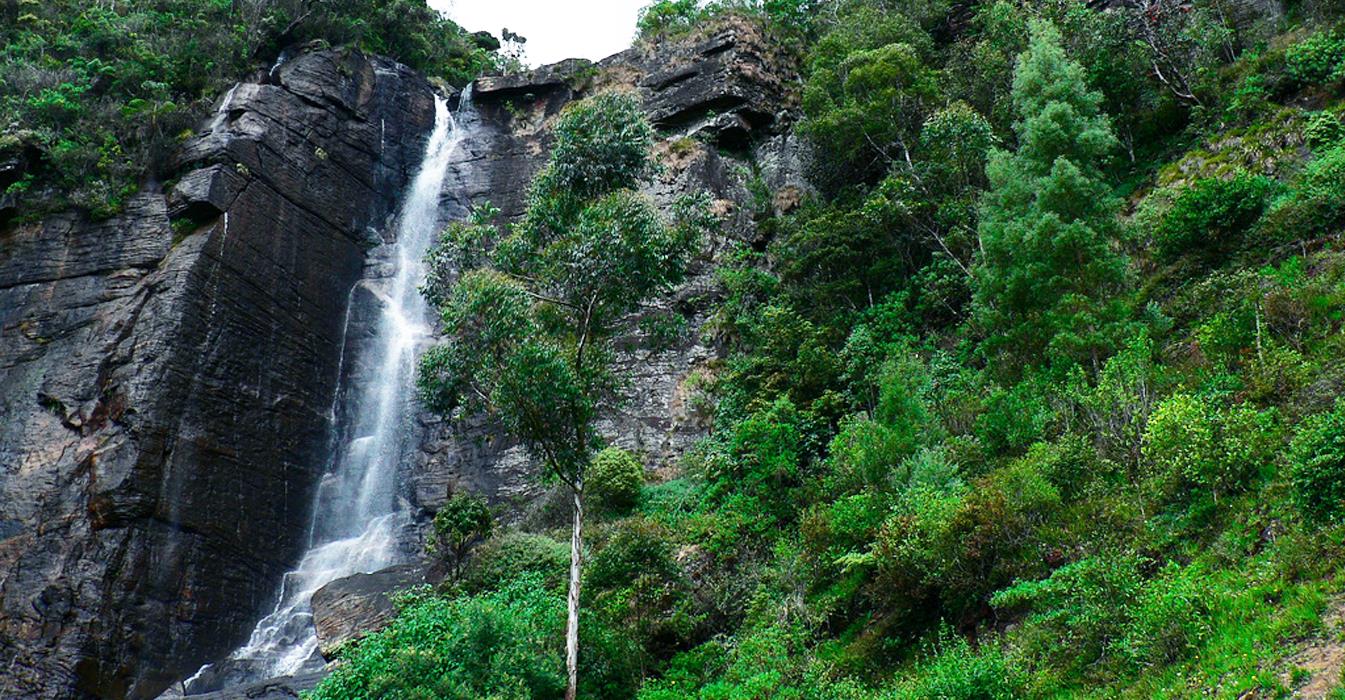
0,47,436,699
311,564,430,658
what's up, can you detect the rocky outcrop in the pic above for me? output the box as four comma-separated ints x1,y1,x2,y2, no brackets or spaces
311,564,429,658
406,18,807,521
0,48,437,699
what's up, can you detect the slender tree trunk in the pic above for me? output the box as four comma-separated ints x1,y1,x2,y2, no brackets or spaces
565,483,584,700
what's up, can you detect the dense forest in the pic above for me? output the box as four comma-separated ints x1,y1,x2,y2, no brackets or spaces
7,0,1345,697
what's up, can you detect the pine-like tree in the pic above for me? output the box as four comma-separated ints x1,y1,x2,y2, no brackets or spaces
971,20,1131,375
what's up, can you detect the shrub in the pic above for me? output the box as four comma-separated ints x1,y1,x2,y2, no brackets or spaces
1262,145,1345,241
800,41,939,191
886,631,1025,699
992,554,1208,672
428,491,494,581
993,553,1141,669
873,456,1061,627
308,575,565,700
1304,110,1345,151
1116,562,1210,667
974,377,1055,460
588,447,646,513
587,518,699,660
636,0,704,40
1141,393,1278,505
1290,401,1345,524
1153,173,1275,262
1284,28,1345,89
465,531,569,593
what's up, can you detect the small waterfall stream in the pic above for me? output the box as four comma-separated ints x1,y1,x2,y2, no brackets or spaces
182,92,469,693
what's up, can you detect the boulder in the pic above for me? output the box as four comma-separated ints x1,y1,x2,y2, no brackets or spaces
311,564,430,658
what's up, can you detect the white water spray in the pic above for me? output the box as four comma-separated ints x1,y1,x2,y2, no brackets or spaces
183,94,465,690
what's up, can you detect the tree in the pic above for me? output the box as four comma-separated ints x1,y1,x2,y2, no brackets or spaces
418,91,710,700
428,491,494,582
971,20,1131,376
800,39,940,191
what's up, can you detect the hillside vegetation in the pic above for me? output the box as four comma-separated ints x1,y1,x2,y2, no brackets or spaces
15,0,1345,696
0,0,500,218
309,0,1345,697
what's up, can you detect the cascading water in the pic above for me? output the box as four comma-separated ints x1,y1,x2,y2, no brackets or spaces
181,92,468,693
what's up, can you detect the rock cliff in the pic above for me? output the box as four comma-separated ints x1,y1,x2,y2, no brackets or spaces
0,48,437,699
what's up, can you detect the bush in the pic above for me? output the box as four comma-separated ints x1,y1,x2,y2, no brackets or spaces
886,631,1025,699
1304,110,1345,151
636,0,704,40
993,553,1142,669
992,554,1208,672
1284,28,1345,89
428,491,494,580
587,518,700,660
799,40,939,190
872,456,1061,628
1153,174,1275,262
1116,562,1210,667
1290,401,1345,524
1262,145,1345,241
465,531,570,593
588,447,646,513
308,575,565,700
1141,393,1278,505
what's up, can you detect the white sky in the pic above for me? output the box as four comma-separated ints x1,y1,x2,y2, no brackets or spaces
434,0,651,67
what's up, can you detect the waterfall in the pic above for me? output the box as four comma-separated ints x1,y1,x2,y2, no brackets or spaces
181,93,466,693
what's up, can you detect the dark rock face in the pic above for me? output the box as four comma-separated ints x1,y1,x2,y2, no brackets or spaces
0,48,436,699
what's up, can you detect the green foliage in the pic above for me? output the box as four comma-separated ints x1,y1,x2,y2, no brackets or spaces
306,575,566,700
428,491,494,580
636,0,704,39
419,91,707,488
992,554,1209,674
800,41,939,190
636,0,830,44
971,20,1132,374
587,517,701,664
698,397,816,543
588,447,646,513
1,0,497,217
873,455,1062,627
1153,173,1276,262
1141,392,1278,504
1063,332,1162,474
1261,144,1345,241
1304,110,1345,151
1290,400,1345,524
886,632,1026,700
466,532,571,594
1284,27,1345,89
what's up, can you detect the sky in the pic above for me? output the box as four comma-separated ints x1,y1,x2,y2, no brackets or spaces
433,0,651,67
